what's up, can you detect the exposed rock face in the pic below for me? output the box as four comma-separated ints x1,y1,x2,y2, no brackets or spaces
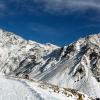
35,34,100,98
0,29,100,99
0,29,59,77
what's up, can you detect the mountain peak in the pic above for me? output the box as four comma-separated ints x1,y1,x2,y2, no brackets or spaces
0,29,99,99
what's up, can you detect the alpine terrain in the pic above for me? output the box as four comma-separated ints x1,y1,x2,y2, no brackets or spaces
0,29,99,100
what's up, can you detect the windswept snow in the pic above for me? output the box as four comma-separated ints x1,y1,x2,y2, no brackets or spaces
0,75,92,100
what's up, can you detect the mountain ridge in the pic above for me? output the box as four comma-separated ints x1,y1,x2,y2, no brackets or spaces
0,29,100,99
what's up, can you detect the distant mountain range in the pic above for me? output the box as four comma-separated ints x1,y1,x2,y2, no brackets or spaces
0,29,99,100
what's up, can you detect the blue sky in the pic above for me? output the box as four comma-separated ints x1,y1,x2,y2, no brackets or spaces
0,0,100,46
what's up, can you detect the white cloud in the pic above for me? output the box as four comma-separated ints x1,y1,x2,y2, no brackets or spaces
0,2,6,11
0,1,8,16
0,0,100,16
34,0,100,14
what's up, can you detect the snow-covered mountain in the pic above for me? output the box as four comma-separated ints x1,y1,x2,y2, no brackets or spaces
0,29,59,76
36,34,100,98
0,29,99,99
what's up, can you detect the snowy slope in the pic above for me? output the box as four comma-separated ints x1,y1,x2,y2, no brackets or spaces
0,29,60,76
0,75,92,100
0,29,100,99
34,34,100,98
